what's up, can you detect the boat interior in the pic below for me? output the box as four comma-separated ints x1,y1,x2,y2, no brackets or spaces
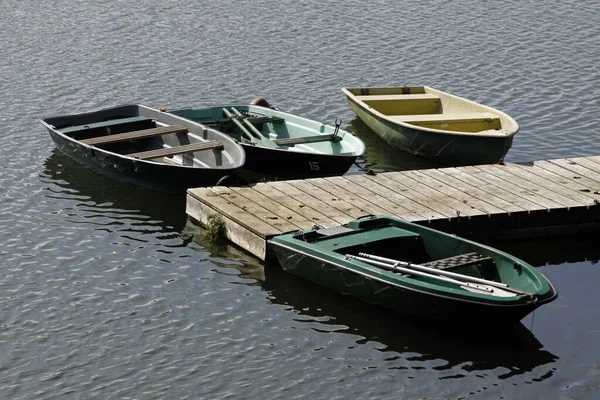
347,86,509,134
293,224,504,284
172,107,351,154
54,115,227,167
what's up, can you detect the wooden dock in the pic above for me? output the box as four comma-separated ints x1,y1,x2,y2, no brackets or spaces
186,156,600,260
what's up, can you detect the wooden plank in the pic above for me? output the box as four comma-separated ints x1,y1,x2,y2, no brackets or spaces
128,141,223,160
472,164,581,209
187,187,282,235
354,93,439,101
228,186,312,230
500,163,599,206
306,177,412,220
533,160,600,192
460,166,561,210
201,116,284,126
186,190,273,259
352,173,454,219
549,159,600,184
420,168,523,214
326,175,441,221
568,157,600,175
584,156,600,167
404,169,505,216
208,186,299,233
442,167,547,212
382,171,485,218
272,134,336,146
82,125,188,145
59,116,151,133
346,173,447,220
272,181,352,228
389,112,497,123
286,179,370,220
250,182,339,228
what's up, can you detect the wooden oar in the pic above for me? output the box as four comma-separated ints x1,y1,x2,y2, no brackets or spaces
222,108,256,142
357,252,516,291
231,107,265,138
346,254,519,297
230,107,279,149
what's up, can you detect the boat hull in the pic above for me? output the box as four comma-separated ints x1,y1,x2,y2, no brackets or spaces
273,244,542,325
169,105,366,179
346,99,513,166
46,129,238,193
270,215,557,326
41,104,245,194
241,142,358,179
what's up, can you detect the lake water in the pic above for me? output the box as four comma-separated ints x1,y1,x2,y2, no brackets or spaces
1,0,600,398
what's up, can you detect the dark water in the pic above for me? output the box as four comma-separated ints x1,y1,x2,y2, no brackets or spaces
2,0,600,398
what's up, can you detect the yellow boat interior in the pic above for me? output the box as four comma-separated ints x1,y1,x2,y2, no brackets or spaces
345,86,518,134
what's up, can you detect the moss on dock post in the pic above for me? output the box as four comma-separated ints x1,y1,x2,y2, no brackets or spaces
204,214,227,243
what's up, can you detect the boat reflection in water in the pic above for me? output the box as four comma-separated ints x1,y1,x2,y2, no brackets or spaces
345,118,443,174
40,150,188,233
185,219,559,381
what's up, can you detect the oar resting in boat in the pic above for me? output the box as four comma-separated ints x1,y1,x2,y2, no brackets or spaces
346,254,528,298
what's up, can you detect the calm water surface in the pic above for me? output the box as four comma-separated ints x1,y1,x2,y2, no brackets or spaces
1,0,600,398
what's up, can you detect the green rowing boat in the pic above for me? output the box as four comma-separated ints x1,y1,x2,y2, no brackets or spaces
169,102,365,180
269,215,557,326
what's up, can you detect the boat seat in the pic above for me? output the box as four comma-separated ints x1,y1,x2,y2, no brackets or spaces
353,94,439,102
203,115,285,126
387,112,499,123
272,134,339,146
388,112,502,132
58,116,152,134
128,141,223,160
423,252,492,271
356,94,442,114
81,125,188,146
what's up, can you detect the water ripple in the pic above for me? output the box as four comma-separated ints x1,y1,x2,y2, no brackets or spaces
1,0,600,398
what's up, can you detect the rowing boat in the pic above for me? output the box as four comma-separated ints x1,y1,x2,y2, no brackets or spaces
341,86,519,166
269,215,557,326
40,104,245,193
169,103,365,179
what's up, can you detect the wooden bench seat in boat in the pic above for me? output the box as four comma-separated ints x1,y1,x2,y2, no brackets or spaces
272,134,338,146
355,94,442,115
58,116,152,134
128,141,223,160
388,112,498,123
353,93,440,102
203,115,285,126
387,112,502,131
81,125,188,146
423,252,492,271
